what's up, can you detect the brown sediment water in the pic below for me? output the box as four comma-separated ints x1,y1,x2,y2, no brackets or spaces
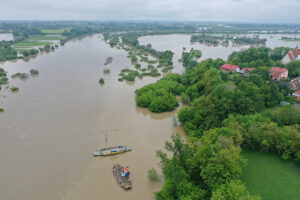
1,33,300,200
0,34,181,200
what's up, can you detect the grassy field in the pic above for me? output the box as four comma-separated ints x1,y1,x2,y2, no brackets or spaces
14,41,52,48
281,38,300,42
26,36,65,41
241,150,300,200
41,29,66,34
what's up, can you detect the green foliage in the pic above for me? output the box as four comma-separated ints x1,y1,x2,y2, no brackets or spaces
131,55,138,63
148,168,161,182
0,77,8,85
30,69,39,75
285,60,300,78
211,180,261,200
223,114,300,162
103,69,110,74
10,86,19,92
135,74,184,112
135,63,141,69
0,108,4,112
11,72,29,80
99,78,104,84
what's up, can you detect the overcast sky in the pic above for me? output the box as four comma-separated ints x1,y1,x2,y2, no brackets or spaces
0,0,299,23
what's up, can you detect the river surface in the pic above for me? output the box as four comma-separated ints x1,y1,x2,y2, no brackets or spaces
0,33,300,200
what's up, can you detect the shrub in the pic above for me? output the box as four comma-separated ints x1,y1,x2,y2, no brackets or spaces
135,63,141,69
0,108,4,112
99,78,105,84
118,78,124,81
30,69,39,75
148,168,161,182
103,69,110,74
11,87,19,92
11,73,28,80
0,77,8,85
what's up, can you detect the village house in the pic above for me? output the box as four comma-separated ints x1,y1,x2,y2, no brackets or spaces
292,91,300,100
290,77,300,90
220,64,240,73
269,67,288,80
241,68,254,73
282,47,300,64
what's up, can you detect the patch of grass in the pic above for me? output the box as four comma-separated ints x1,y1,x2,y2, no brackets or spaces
27,36,65,41
241,150,300,200
148,168,161,182
41,29,66,34
14,41,52,48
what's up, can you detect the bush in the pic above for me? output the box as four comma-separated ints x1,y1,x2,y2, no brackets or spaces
124,71,138,81
148,168,161,182
30,69,39,75
11,73,28,80
0,108,4,112
118,78,124,81
103,69,110,74
135,63,141,69
0,77,8,85
99,78,104,84
11,87,19,92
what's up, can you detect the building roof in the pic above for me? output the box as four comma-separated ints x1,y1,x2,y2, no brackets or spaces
220,64,239,71
293,90,300,95
270,67,288,77
288,49,300,61
243,68,254,72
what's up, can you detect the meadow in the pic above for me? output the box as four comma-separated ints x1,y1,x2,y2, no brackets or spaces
242,150,300,200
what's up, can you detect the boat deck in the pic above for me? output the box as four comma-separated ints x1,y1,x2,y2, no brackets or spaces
113,164,132,189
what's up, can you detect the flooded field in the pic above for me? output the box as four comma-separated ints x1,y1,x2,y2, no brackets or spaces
0,33,299,200
0,33,14,41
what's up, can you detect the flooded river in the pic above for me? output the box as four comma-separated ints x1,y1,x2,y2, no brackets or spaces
0,33,300,200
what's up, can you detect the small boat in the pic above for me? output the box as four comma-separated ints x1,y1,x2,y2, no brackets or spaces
93,145,132,156
113,164,132,189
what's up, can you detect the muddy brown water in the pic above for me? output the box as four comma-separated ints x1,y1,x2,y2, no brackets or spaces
0,33,299,200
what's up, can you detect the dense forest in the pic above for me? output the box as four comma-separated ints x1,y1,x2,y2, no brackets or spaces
135,46,300,200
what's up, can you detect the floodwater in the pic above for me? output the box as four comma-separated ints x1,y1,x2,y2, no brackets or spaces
0,34,181,200
0,33,14,41
139,34,300,70
0,33,299,200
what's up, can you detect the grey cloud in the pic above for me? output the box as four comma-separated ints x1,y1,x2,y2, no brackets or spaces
0,0,299,22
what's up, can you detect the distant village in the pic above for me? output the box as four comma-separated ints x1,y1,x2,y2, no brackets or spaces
220,46,300,101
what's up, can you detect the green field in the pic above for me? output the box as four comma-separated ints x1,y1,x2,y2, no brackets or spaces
281,38,300,42
242,150,300,200
14,41,52,48
26,36,65,41
41,29,66,34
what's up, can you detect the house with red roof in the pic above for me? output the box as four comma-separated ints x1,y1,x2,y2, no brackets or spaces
269,67,288,80
220,64,240,73
292,91,300,100
282,47,300,64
